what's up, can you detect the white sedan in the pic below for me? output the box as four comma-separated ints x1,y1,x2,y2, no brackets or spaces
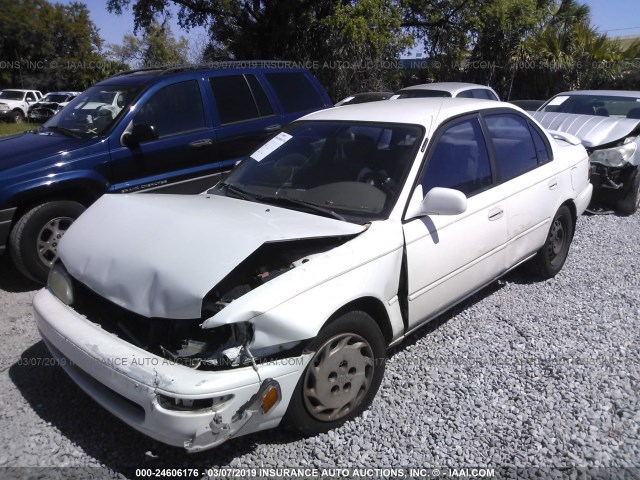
34,98,592,452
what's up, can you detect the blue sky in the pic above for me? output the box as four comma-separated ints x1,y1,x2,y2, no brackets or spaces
63,0,640,54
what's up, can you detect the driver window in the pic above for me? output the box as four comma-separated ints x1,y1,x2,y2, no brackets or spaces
421,117,492,197
133,80,205,139
26,92,36,101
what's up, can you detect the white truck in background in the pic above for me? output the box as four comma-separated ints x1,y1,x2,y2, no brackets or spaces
0,89,43,123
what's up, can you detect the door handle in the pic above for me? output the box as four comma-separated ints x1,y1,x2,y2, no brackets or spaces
188,138,214,149
548,178,558,190
264,124,282,132
488,206,504,221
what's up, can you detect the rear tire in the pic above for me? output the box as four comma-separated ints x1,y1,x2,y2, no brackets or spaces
9,201,85,283
284,311,386,436
616,167,640,215
528,205,574,279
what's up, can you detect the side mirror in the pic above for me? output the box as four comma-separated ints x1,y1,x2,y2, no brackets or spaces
122,124,158,147
405,186,467,220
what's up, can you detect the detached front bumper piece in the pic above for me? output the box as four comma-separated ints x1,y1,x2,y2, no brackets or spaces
33,289,308,452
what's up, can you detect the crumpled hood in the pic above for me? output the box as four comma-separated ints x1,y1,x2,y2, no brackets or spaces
531,111,640,148
58,193,365,319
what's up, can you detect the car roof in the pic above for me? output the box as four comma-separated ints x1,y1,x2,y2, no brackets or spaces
44,91,79,96
97,64,314,87
302,97,507,127
399,82,493,95
555,90,640,98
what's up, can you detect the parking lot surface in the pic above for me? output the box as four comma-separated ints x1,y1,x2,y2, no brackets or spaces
0,211,638,477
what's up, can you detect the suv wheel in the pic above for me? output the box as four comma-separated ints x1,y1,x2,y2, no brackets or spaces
9,201,85,283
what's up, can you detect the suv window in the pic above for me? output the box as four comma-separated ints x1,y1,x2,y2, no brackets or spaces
265,72,325,113
210,74,273,124
421,117,492,196
484,113,538,181
26,92,37,101
134,80,205,139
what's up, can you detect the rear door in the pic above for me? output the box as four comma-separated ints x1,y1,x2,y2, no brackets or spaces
206,72,284,163
403,115,508,329
480,111,560,266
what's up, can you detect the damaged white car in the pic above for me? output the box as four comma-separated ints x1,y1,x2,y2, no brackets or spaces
34,98,592,452
532,90,640,214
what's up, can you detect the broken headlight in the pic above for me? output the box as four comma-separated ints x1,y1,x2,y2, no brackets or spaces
590,139,637,168
159,322,254,370
48,262,74,305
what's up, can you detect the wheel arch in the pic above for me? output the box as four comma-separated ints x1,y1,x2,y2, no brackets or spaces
324,296,394,346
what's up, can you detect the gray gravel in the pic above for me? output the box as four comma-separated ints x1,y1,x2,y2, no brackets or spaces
0,211,638,477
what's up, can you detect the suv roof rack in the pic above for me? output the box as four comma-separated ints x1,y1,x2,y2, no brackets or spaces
113,61,301,77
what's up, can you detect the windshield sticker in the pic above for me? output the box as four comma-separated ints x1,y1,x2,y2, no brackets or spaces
250,132,293,161
547,95,569,106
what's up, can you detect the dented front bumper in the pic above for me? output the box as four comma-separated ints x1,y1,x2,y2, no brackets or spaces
33,289,310,452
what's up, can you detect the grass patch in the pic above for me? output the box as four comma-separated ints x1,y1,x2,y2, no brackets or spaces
0,121,41,137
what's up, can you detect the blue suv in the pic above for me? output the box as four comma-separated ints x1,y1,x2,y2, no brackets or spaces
0,64,333,282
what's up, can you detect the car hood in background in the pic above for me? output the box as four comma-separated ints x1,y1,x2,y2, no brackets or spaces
58,193,366,320
531,111,640,148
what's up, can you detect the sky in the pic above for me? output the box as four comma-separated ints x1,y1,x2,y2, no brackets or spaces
61,0,640,56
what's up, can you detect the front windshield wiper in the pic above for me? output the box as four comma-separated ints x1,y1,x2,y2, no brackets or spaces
46,125,82,138
219,182,256,201
255,194,346,222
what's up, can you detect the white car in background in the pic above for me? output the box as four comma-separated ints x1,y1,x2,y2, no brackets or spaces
27,91,81,121
532,90,640,214
391,82,500,101
35,98,591,452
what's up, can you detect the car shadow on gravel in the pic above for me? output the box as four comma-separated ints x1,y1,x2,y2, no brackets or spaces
387,280,506,358
0,255,39,293
9,341,301,475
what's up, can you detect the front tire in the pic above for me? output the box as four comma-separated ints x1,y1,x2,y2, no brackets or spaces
11,110,24,124
284,311,386,436
9,201,85,283
529,205,574,279
616,167,640,215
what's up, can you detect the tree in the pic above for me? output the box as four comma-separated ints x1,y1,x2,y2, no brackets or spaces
0,0,108,91
108,0,412,99
106,21,190,69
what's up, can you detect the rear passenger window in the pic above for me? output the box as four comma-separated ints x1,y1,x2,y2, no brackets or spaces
210,75,261,124
245,75,274,117
484,114,538,181
265,72,325,113
421,118,492,196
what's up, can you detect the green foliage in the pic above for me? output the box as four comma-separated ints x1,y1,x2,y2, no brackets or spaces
106,21,190,68
0,0,109,91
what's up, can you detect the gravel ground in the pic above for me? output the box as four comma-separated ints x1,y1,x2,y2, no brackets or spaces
0,211,638,478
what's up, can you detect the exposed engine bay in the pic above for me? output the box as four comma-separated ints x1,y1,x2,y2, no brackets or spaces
70,236,351,370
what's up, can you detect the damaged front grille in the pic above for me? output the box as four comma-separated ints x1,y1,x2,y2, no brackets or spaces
69,278,239,369
65,235,352,370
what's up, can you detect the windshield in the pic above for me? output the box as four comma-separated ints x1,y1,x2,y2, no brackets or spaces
41,94,71,103
43,84,144,137
540,94,640,119
211,121,423,222
397,89,451,99
0,91,25,101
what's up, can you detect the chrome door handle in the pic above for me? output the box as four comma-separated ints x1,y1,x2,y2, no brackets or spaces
264,124,282,132
488,206,504,221
188,138,214,149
